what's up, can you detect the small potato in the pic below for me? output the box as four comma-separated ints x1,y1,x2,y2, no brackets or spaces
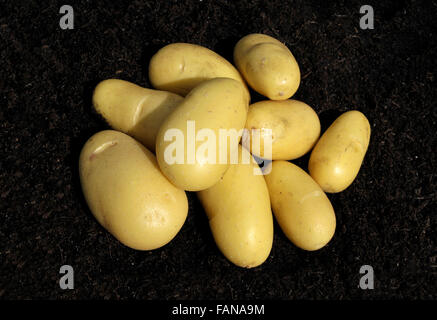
244,99,320,160
197,146,273,268
234,33,300,100
264,161,336,251
149,43,250,100
79,130,188,250
156,78,249,191
92,79,183,151
308,110,371,193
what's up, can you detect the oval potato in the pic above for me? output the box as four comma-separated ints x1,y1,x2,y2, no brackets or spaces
264,161,336,251
197,146,273,268
234,33,300,100
149,43,250,100
309,110,371,193
156,78,249,191
92,79,183,151
244,99,320,160
79,130,188,250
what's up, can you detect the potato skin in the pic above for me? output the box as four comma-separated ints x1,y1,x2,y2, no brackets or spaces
308,110,371,193
79,130,188,250
234,33,300,100
156,78,249,191
244,99,320,160
264,161,336,251
92,79,183,151
149,43,249,100
197,146,273,268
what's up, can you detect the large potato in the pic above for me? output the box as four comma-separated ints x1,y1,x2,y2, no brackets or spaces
156,78,249,191
309,110,371,193
264,161,336,251
148,43,250,100
234,33,300,100
244,99,320,160
79,130,188,250
92,79,183,151
197,146,273,268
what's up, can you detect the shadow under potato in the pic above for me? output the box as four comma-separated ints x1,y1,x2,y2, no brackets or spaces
287,109,342,173
186,192,218,251
213,36,240,63
318,109,342,133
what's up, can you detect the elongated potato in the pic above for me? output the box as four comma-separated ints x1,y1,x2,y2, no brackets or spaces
234,33,300,100
264,161,336,251
197,146,273,268
92,79,183,151
156,78,249,191
309,110,371,193
149,43,250,100
79,130,188,250
244,99,320,160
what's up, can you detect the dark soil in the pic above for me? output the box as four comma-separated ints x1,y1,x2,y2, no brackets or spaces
0,0,436,299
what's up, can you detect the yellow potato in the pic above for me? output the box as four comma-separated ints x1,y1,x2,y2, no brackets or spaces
244,99,320,160
308,110,371,193
156,78,249,191
234,33,300,100
92,79,183,151
79,130,188,250
197,146,273,268
148,43,250,100
264,161,336,251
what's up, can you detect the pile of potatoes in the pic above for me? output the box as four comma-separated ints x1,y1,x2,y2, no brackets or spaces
79,34,371,268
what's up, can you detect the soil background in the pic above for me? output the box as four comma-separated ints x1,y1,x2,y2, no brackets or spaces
0,0,436,299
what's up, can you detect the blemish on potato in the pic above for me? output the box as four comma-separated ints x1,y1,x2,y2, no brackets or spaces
89,140,118,160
